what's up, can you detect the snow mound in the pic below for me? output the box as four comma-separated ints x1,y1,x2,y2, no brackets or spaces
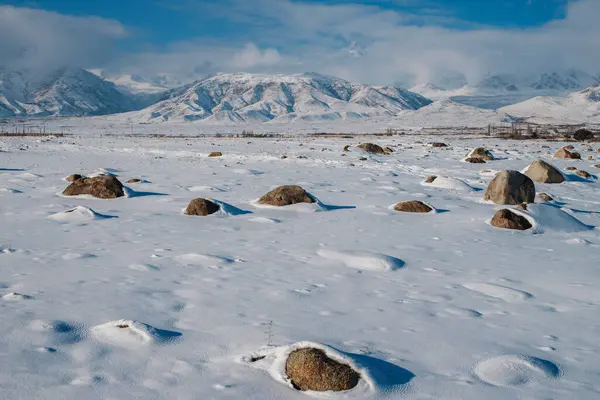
242,341,414,397
90,320,182,348
48,206,115,222
463,283,533,302
421,176,476,192
2,292,33,300
511,204,593,233
175,253,235,266
317,249,405,271
473,355,560,387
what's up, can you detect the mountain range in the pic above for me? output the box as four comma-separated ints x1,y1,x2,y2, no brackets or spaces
1,67,599,125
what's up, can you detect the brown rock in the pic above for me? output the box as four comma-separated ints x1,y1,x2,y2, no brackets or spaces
429,142,448,148
184,198,220,216
594,164,600,168
490,209,532,230
208,152,223,157
588,156,594,160
384,147,394,154
469,147,494,161
424,175,437,183
554,148,581,159
484,170,535,205
343,145,351,152
258,185,315,206
66,174,84,182
62,176,124,199
516,203,528,211
394,200,433,213
357,143,386,155
281,155,288,159
127,178,142,183
285,348,360,392
565,166,577,171
465,157,486,164
524,160,565,183
563,145,575,150
576,169,591,179
537,192,554,202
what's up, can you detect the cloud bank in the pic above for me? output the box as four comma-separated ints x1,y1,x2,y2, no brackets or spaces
2,0,599,85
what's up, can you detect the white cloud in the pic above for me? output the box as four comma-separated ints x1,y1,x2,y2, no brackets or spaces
0,6,126,71
231,43,282,69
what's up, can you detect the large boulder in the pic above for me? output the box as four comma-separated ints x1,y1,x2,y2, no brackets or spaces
285,348,360,392
554,148,581,159
490,209,532,230
484,170,535,205
394,200,433,213
63,176,124,199
468,147,494,161
258,185,315,206
184,198,220,216
357,143,386,155
524,160,565,183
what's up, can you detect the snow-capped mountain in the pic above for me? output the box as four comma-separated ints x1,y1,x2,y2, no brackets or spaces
499,83,600,124
128,72,432,123
87,69,183,94
0,68,138,117
396,100,513,127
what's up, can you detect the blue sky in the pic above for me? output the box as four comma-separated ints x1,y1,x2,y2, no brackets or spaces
1,0,598,84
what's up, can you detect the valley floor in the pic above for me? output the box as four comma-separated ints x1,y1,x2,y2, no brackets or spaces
1,133,599,399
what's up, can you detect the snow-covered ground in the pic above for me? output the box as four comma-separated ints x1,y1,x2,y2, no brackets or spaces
1,132,600,399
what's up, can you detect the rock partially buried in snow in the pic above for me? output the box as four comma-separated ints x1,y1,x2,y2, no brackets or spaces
465,157,486,164
258,185,315,207
91,320,181,348
484,170,535,205
576,169,592,179
286,348,360,392
126,178,141,183
48,206,114,222
357,143,386,155
524,160,565,183
424,175,437,183
554,148,581,159
490,209,532,230
474,355,560,387
208,152,223,157
537,192,554,202
317,249,405,271
184,198,220,216
594,164,600,168
66,174,84,182
428,142,448,148
394,200,433,213
63,176,124,199
468,147,494,161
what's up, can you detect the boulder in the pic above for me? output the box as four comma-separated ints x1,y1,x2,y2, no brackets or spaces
343,145,351,152
127,178,142,183
285,348,360,392
184,198,220,216
465,157,486,164
490,209,532,230
565,166,578,171
468,147,494,161
537,192,554,202
359,157,368,161
424,175,437,183
524,160,565,183
66,174,84,182
554,148,581,159
429,142,448,148
594,164,600,168
357,143,386,155
563,145,575,150
576,169,591,179
208,152,223,157
384,147,394,153
63,176,124,199
258,185,315,206
394,200,433,213
484,170,535,205
588,156,594,161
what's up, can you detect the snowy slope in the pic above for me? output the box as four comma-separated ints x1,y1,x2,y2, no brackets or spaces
396,100,513,127
0,68,139,117
500,84,600,124
127,72,432,123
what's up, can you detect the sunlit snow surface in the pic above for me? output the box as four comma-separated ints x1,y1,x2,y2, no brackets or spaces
1,133,599,399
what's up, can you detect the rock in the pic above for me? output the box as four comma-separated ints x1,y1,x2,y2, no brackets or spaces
208,152,223,157
424,175,437,183
484,170,535,205
588,156,594,160
66,174,84,182
285,348,360,392
258,185,315,206
394,200,433,213
127,178,142,183
465,157,486,164
63,176,124,199
594,164,600,168
357,143,386,155
490,209,532,230
280,155,288,159
358,157,368,161
348,163,355,167
343,145,351,152
429,142,448,147
516,203,528,211
384,147,394,153
576,169,591,179
468,147,494,161
554,148,581,159
565,166,577,171
184,198,220,216
537,192,554,202
563,145,575,150
524,160,565,183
